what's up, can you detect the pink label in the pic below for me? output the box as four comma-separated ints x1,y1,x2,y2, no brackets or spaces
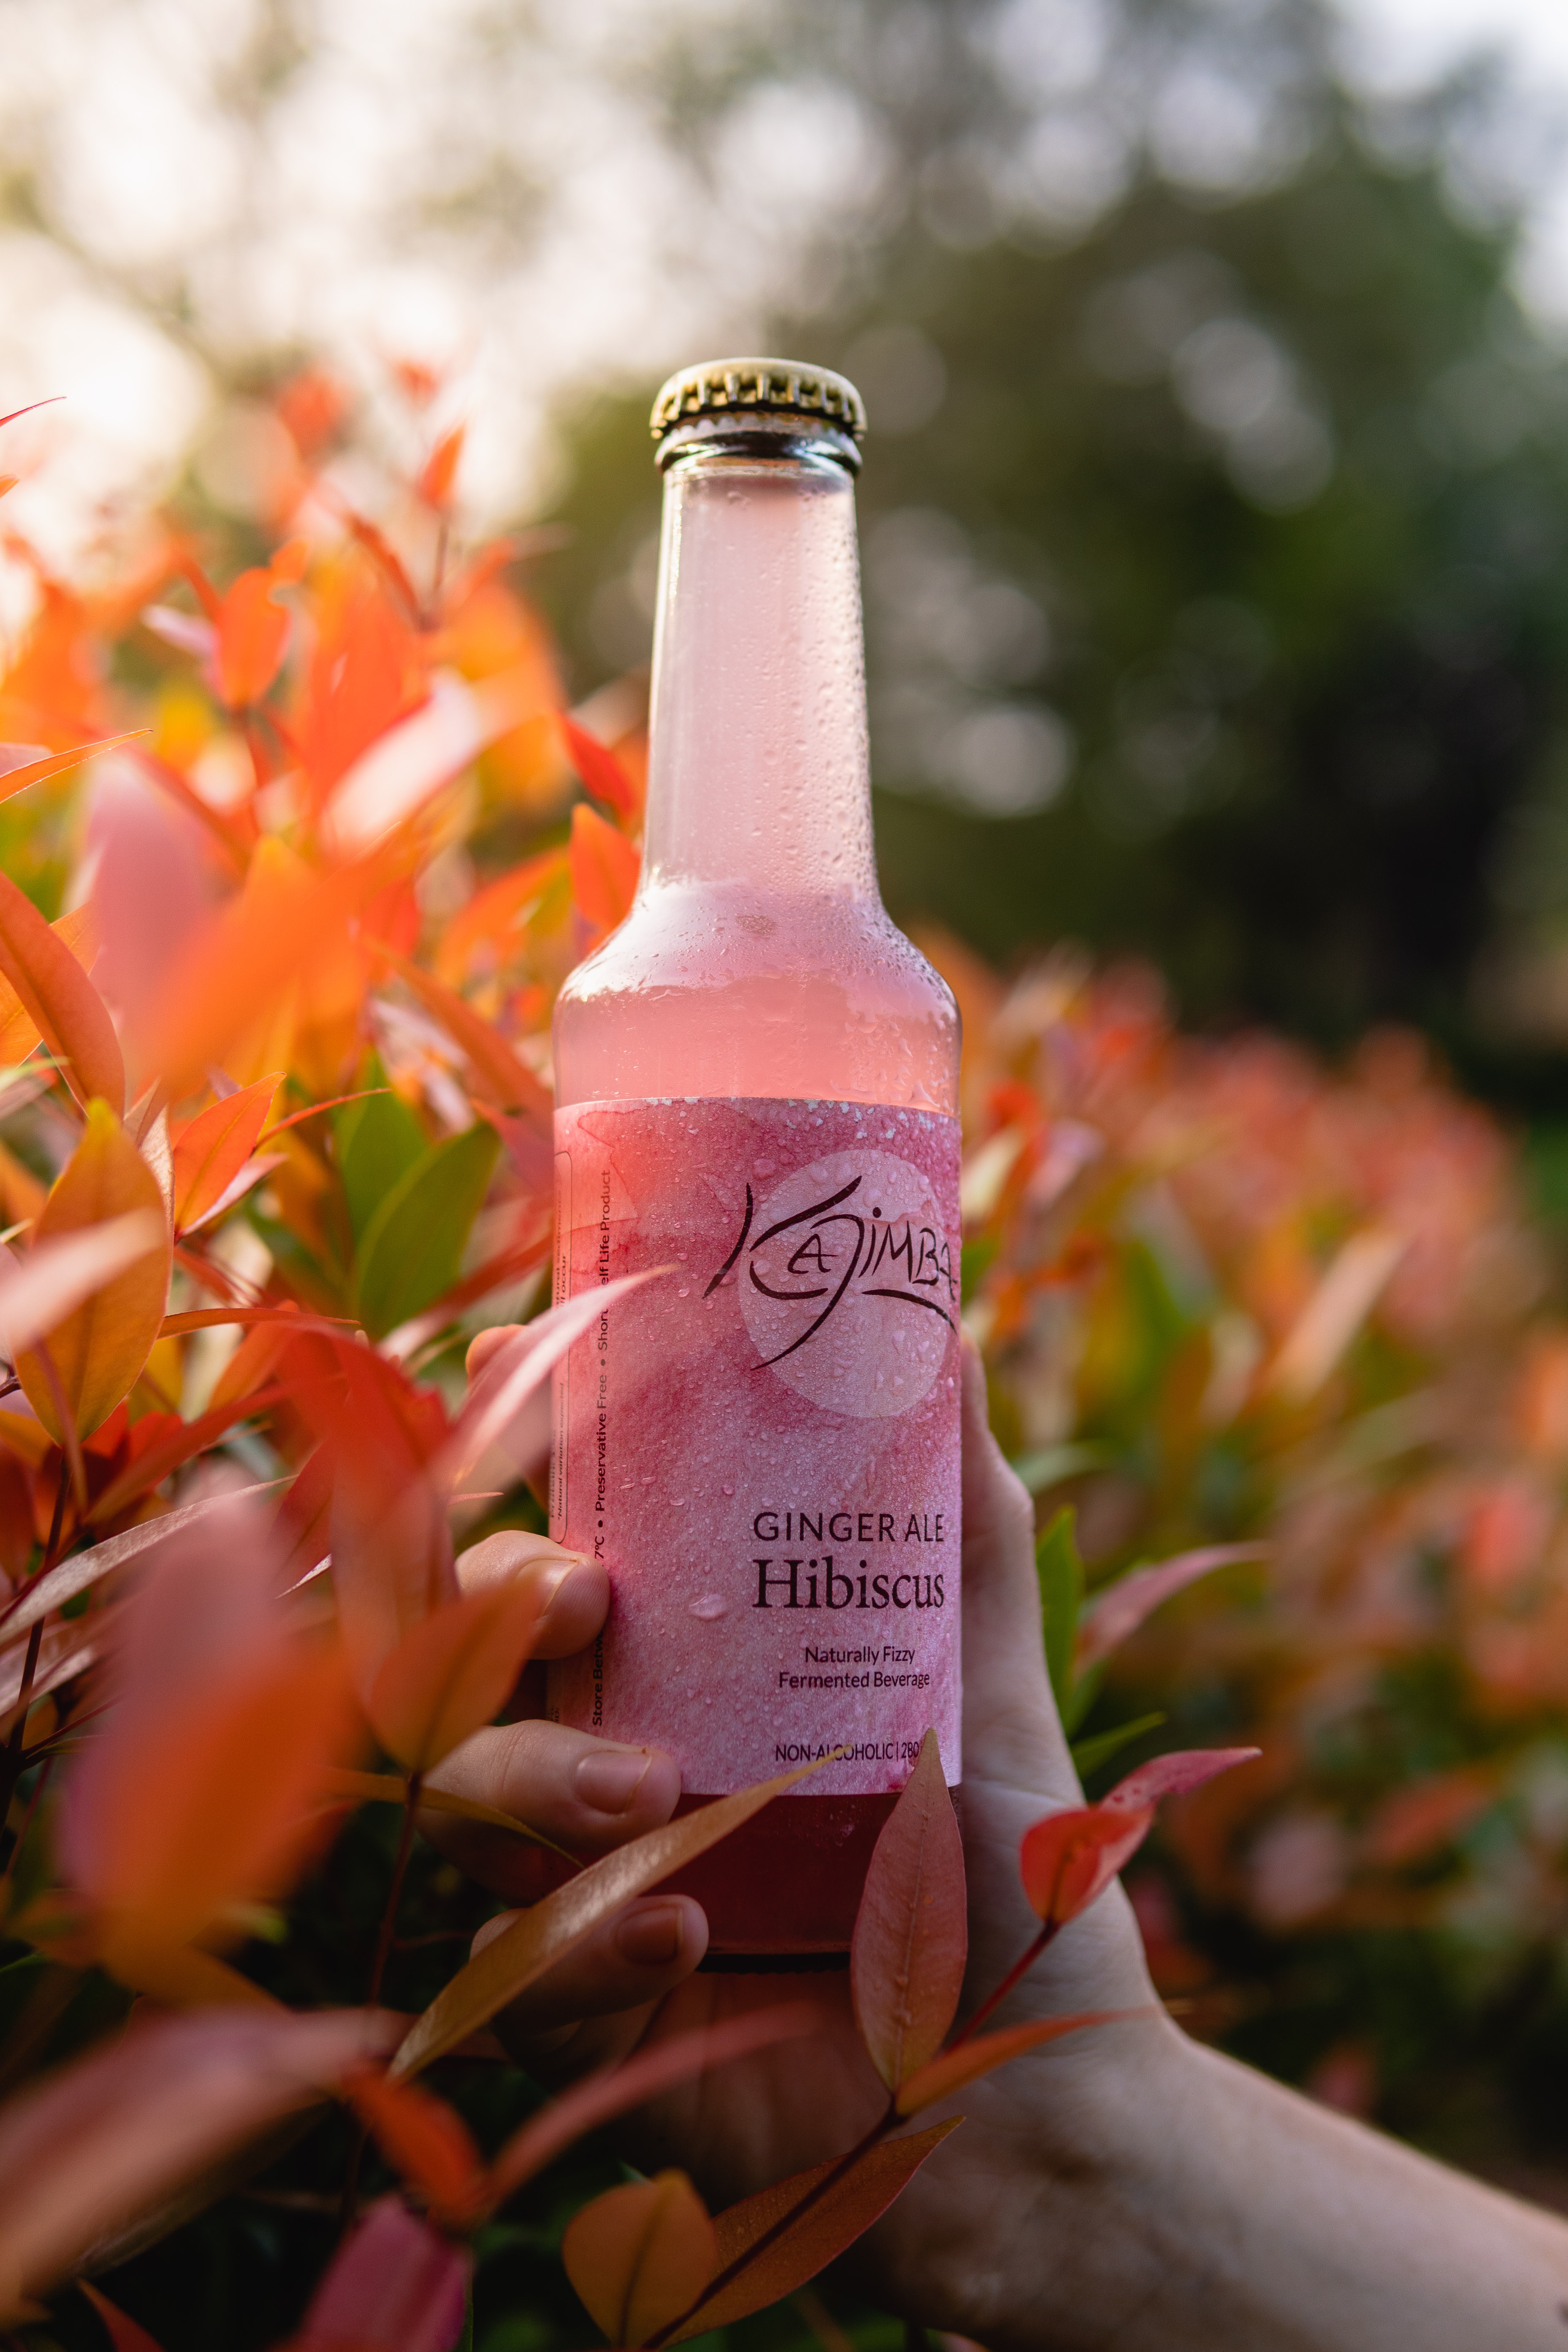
547,1098,961,1795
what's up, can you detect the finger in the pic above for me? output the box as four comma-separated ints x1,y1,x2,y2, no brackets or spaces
466,1324,520,1381
475,1893,709,2046
959,1337,1077,1798
455,1535,609,1660
421,1718,682,1897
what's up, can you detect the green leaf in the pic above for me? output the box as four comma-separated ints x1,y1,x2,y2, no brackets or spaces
1010,1440,1108,1493
336,1070,427,1250
959,1234,998,1303
1037,1506,1084,1722
353,1122,501,1340
1070,1711,1167,1781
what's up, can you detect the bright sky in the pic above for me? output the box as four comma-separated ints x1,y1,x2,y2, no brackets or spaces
3,0,1568,569
1345,0,1568,315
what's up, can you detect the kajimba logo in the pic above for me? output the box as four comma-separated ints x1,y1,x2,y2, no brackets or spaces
707,1150,957,1418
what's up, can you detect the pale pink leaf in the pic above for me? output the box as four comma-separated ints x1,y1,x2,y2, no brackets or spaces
0,2008,396,2319
292,2195,469,2352
1075,1544,1270,1671
441,1268,665,1490
1103,1746,1261,1814
323,667,542,855
0,1481,282,1645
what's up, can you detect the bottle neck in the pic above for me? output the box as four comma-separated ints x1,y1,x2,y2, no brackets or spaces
640,442,879,901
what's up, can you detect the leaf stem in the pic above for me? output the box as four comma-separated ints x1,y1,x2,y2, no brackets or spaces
645,2097,898,2350
341,1770,425,2234
0,1477,71,1838
945,1921,1058,2053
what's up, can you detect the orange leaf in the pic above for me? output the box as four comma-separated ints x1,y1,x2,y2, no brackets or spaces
0,730,145,814
346,2071,482,2225
0,870,123,1114
170,1075,281,1230
417,425,464,509
379,944,552,1124
366,1576,547,1772
850,1728,966,2091
570,800,640,933
393,1752,835,2078
143,844,384,1101
894,2009,1136,2116
561,711,640,820
0,1212,163,1364
216,567,290,708
0,901,95,1065
77,1639,362,1975
564,2171,716,2349
15,1104,171,1440
670,2119,960,2340
79,2282,169,2352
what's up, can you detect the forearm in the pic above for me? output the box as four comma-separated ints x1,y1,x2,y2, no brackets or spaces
979,2021,1568,2352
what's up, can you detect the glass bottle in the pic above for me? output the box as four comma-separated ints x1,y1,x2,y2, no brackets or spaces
549,359,962,1957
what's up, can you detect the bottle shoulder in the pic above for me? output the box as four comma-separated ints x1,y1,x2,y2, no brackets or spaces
557,883,956,1017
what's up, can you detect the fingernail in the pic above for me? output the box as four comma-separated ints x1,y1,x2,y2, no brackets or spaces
575,1747,653,1815
615,1902,684,1968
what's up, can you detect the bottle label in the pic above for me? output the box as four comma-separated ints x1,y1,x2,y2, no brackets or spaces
548,1097,962,1795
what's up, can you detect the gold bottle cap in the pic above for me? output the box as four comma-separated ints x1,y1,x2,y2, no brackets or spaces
650,356,867,445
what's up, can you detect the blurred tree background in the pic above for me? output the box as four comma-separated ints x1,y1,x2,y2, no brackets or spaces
538,0,1568,1112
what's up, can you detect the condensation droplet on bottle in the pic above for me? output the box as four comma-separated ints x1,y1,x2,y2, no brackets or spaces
721,1482,735,1495
689,1592,728,1620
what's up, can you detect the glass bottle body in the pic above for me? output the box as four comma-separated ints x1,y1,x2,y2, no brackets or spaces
553,434,960,1954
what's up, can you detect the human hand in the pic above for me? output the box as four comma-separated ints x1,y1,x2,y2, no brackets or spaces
425,1335,1175,2345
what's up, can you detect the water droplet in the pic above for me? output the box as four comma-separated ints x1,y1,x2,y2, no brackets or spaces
689,1592,728,1620
721,1482,735,1496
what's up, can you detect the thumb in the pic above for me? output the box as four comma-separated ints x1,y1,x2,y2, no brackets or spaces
959,1338,1080,1801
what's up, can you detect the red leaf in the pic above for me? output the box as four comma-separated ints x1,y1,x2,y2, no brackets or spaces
670,2119,960,2340
560,711,640,819
0,867,124,1114
1017,1749,1259,1929
84,1387,285,1526
850,1728,966,2090
1017,1803,1153,1930
287,2195,469,2352
290,1335,456,1696
570,801,640,934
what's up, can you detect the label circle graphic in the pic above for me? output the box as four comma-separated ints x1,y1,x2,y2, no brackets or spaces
735,1148,958,1418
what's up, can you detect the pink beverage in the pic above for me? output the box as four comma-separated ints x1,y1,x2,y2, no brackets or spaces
549,358,962,1957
